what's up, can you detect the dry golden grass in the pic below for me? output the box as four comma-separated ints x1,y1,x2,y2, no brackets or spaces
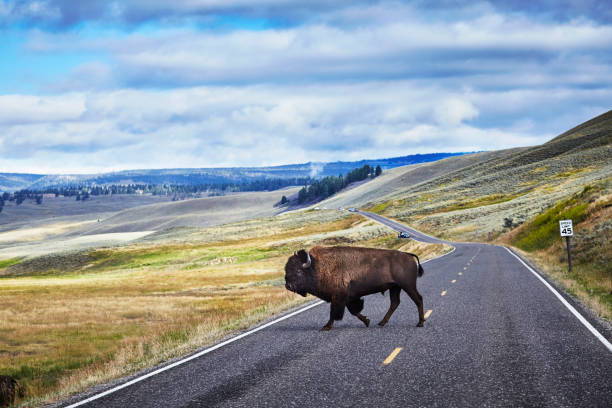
0,210,448,407
397,240,453,261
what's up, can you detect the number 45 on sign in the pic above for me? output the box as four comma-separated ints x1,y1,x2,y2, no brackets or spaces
559,219,573,236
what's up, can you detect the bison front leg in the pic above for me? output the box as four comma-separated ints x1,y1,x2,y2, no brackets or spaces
322,300,345,331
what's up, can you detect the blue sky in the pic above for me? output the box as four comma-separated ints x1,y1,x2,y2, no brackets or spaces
0,0,610,173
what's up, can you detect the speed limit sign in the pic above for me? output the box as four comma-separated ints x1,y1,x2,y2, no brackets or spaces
559,220,573,236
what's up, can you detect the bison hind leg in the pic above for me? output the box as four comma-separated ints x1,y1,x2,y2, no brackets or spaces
405,287,425,327
347,298,370,327
378,286,401,326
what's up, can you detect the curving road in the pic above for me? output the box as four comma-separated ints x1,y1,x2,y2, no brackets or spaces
60,212,612,408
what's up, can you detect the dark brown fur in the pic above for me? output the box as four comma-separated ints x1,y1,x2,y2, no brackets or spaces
0,375,25,408
284,246,424,330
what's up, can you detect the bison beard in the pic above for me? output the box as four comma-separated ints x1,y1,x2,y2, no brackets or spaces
284,246,425,331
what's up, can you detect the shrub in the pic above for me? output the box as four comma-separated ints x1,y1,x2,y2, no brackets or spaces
513,190,593,251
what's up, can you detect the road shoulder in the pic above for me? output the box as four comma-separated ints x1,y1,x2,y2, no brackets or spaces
503,245,612,346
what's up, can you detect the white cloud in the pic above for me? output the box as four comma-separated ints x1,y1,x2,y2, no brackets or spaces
435,98,479,127
0,94,85,124
2,80,602,174
21,9,612,89
1,2,610,173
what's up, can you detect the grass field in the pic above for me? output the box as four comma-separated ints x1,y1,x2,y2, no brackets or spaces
0,209,450,406
0,188,300,261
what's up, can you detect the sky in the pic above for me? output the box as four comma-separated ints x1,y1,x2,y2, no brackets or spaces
0,0,610,174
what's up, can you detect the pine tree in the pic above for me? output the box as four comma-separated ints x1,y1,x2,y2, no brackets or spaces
298,187,307,204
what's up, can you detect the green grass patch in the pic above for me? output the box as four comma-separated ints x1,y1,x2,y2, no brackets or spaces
0,257,22,269
512,186,598,251
368,201,392,214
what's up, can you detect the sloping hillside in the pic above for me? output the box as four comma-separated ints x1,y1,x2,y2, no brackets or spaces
328,110,611,242
77,188,300,234
0,188,299,260
317,148,522,209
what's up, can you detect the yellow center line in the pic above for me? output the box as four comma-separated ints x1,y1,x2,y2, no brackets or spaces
451,279,456,283
463,267,467,270
383,347,403,365
441,290,447,296
458,272,463,275
424,309,432,319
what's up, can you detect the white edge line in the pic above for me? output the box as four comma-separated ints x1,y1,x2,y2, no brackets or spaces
505,247,612,353
64,300,325,407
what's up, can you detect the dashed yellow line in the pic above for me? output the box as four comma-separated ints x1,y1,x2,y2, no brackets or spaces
463,266,467,270
383,347,403,365
451,279,456,283
424,309,432,320
458,272,463,276
441,290,447,296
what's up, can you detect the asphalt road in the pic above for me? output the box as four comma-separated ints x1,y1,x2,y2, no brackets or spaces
60,212,612,408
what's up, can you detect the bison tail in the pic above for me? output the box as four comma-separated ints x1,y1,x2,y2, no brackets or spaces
407,252,424,277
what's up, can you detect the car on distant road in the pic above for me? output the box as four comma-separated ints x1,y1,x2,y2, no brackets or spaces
348,208,358,212
398,231,411,238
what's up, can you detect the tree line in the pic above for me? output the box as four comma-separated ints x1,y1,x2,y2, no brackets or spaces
297,164,382,204
0,191,43,212
0,177,313,209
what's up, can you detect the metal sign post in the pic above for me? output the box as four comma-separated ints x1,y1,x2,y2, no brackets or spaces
559,220,573,273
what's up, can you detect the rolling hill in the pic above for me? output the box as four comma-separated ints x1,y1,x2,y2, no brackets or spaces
318,109,611,242
78,187,301,234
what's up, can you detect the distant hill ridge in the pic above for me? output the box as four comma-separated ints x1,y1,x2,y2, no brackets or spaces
1,152,470,192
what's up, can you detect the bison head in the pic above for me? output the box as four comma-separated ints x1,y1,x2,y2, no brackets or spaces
284,249,315,297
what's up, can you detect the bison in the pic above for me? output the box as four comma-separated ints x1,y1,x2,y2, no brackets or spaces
0,375,25,408
284,246,424,331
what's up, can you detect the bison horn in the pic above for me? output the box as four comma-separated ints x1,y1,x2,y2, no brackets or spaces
302,252,312,269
